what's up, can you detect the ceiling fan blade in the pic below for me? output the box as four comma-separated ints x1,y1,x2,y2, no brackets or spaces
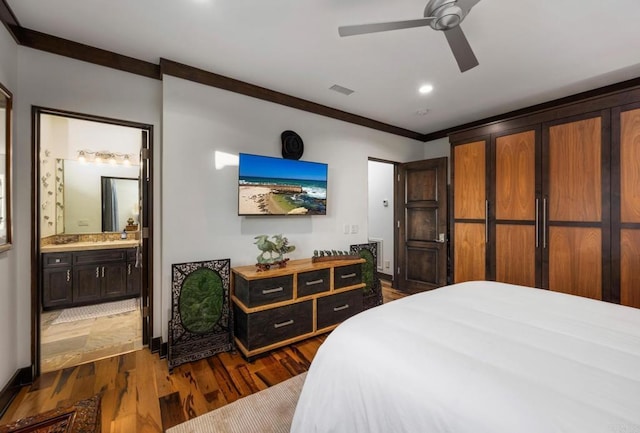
443,26,479,72
455,0,482,13
338,17,434,37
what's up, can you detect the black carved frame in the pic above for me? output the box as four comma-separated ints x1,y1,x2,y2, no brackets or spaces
169,258,233,370
350,242,383,309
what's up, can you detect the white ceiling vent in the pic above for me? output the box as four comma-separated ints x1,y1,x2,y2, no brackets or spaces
329,84,355,96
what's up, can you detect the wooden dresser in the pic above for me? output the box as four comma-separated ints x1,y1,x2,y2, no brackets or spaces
231,258,365,359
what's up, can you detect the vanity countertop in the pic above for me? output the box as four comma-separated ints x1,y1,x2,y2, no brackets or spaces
41,239,140,253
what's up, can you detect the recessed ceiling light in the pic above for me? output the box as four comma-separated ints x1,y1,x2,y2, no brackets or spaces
419,84,434,94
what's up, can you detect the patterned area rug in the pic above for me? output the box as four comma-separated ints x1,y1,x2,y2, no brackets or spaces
52,298,139,324
167,373,306,433
0,394,101,433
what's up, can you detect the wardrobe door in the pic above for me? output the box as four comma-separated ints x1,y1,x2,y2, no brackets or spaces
543,113,610,300
453,139,487,282
493,129,540,287
618,106,640,308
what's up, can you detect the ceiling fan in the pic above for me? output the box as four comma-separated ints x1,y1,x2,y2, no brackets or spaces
338,0,482,73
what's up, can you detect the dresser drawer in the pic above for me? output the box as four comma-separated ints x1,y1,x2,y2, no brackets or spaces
234,301,313,351
334,264,362,289
297,269,330,297
42,252,72,267
317,290,363,330
234,274,293,307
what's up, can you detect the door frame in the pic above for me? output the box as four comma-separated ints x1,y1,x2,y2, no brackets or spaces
30,106,154,377
368,156,449,291
368,157,399,284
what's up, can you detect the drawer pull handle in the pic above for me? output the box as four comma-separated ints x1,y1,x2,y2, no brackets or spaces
262,287,284,295
66,270,70,282
274,319,294,329
340,273,357,279
305,279,324,286
333,304,350,312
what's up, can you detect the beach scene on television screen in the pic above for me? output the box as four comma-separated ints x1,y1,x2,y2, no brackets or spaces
239,154,327,215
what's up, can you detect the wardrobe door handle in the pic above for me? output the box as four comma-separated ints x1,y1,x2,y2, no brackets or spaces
128,264,132,275
66,270,70,282
542,198,547,249
95,267,99,278
485,200,489,244
101,266,105,278
535,198,539,248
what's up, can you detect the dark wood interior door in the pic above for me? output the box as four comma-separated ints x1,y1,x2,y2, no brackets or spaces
396,157,448,292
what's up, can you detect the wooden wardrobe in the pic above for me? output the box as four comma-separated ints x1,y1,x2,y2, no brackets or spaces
451,88,640,308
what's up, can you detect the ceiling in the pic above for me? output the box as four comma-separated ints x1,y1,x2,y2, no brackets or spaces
6,0,640,137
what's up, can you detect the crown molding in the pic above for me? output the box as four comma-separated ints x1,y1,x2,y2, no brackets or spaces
160,58,424,141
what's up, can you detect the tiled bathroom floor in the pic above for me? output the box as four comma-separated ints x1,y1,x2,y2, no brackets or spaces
40,302,143,373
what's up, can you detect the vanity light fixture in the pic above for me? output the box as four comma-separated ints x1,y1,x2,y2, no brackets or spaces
76,149,134,165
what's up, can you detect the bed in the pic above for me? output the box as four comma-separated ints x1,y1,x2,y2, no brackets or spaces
290,281,640,433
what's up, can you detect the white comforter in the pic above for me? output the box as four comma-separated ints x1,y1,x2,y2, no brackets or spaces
290,281,640,433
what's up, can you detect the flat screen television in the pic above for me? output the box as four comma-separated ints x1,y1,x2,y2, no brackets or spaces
238,153,328,216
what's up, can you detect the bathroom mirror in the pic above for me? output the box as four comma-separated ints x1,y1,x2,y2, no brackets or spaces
101,176,138,232
0,83,12,252
62,159,139,234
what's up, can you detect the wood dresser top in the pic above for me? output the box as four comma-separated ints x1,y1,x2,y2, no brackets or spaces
232,257,365,280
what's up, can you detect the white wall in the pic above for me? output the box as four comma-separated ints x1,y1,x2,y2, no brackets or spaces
423,137,450,160
0,25,18,389
15,47,162,368
162,75,424,338
424,137,451,183
367,160,395,275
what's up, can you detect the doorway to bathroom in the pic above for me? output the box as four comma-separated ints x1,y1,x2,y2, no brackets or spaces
32,107,153,375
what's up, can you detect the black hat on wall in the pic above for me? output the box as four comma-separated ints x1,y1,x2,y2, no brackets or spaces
281,130,304,160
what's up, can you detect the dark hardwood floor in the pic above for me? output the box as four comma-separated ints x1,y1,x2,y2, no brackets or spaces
1,283,406,433
1,336,326,433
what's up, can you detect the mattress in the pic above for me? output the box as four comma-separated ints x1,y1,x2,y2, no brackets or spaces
290,281,640,433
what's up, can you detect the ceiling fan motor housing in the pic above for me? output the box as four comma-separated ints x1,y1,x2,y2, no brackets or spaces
425,0,465,30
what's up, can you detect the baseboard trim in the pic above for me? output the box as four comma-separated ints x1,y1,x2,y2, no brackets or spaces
377,272,393,281
0,366,33,418
150,337,162,354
